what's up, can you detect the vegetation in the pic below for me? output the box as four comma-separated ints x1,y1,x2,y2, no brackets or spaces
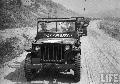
0,0,79,65
99,19,120,41
0,0,79,29
0,37,24,64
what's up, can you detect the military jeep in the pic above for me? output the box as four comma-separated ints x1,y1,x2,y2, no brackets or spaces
24,17,89,82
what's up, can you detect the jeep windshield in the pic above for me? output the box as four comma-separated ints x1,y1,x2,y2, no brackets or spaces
35,19,77,39
38,21,75,33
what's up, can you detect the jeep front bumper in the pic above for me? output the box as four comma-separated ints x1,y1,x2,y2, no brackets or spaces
31,63,75,71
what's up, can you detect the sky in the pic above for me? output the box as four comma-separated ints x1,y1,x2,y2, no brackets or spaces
52,0,120,14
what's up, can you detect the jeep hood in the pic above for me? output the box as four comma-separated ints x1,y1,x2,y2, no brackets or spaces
34,38,77,44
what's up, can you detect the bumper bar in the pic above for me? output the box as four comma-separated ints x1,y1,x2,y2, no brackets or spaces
31,63,75,70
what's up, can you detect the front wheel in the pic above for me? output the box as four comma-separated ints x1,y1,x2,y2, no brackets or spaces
24,53,35,81
73,53,81,82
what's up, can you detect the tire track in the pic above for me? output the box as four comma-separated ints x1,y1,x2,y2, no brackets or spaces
88,20,120,73
89,36,119,73
81,36,104,84
88,23,120,73
82,20,119,84
81,37,94,84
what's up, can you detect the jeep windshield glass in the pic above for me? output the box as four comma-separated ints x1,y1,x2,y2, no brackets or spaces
38,21,75,33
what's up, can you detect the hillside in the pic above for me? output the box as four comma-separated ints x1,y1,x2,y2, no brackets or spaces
0,0,80,65
0,0,79,29
83,8,120,21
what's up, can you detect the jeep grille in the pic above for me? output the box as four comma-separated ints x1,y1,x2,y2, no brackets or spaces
37,43,66,62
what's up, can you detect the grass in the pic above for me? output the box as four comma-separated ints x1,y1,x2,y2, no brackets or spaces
99,20,120,41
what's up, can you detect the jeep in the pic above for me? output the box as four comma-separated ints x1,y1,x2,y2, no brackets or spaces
24,17,89,82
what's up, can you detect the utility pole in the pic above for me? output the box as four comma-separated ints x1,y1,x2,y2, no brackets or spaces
83,0,87,12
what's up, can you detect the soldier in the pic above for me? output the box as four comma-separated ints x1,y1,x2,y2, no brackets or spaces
40,22,47,32
67,22,74,32
58,22,67,32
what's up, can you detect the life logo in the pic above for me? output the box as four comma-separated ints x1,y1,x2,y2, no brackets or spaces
100,73,120,84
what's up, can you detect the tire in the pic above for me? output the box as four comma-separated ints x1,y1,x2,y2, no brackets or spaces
83,27,87,36
73,53,81,82
24,53,34,81
84,29,87,36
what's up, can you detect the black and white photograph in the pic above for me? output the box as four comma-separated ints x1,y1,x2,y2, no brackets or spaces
0,0,120,84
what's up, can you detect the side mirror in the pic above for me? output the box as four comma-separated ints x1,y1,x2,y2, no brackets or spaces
24,49,32,52
24,48,32,52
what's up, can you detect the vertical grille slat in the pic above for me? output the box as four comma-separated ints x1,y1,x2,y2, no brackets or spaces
42,46,44,60
55,45,57,61
44,46,47,60
62,45,64,59
53,45,54,61
61,44,62,60
58,45,61,60
48,46,49,60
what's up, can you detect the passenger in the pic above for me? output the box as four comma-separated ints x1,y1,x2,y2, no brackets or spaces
40,23,47,31
47,22,56,32
67,23,74,32
58,22,67,32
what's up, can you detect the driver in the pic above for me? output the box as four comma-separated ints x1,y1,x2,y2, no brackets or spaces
40,23,47,31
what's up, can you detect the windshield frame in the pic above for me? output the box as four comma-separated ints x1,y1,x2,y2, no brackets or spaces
37,19,76,34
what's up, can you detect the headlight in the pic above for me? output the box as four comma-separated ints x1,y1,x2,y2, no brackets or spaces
35,46,40,51
84,23,89,27
80,21,84,25
65,45,70,51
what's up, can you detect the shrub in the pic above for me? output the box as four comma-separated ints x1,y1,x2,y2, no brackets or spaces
0,36,24,64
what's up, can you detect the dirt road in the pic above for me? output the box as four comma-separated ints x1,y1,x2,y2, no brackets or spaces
0,20,120,84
